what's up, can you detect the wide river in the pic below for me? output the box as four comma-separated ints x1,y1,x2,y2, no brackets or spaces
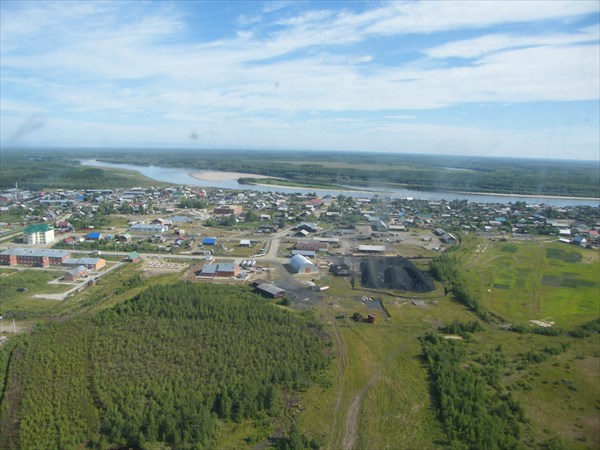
81,159,599,207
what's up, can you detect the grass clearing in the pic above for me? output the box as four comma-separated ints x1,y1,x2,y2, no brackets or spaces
0,269,73,318
462,240,599,327
296,274,476,449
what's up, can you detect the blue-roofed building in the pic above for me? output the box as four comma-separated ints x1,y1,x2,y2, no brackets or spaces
87,232,102,240
203,237,217,245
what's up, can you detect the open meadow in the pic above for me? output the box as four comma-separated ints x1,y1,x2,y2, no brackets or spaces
462,240,599,328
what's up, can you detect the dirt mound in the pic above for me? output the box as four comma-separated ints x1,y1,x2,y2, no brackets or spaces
360,257,434,292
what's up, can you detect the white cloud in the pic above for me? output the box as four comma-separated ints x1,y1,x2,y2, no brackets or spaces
426,25,600,59
0,1,598,159
366,1,599,35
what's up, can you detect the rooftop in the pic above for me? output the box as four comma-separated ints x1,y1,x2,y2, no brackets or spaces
24,223,53,234
1,248,70,258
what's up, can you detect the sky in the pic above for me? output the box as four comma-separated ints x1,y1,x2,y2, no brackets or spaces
1,0,599,160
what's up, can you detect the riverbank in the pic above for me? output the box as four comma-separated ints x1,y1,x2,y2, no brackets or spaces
188,171,272,182
79,159,598,207
237,177,366,192
239,177,599,202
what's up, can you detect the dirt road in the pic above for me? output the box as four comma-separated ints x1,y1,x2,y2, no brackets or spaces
329,319,347,448
339,333,421,450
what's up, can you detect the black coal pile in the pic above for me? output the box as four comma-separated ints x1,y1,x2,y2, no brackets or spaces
360,257,434,292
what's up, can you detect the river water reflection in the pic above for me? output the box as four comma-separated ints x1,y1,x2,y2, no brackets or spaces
80,159,598,207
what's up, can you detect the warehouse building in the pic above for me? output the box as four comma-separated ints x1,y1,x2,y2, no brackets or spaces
129,223,169,233
199,262,240,277
296,240,329,252
289,254,318,274
291,249,316,258
357,245,386,253
23,223,55,245
255,283,286,298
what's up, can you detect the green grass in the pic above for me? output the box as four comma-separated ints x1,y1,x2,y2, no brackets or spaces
0,269,72,318
296,274,475,449
95,166,170,188
462,240,599,327
466,329,600,448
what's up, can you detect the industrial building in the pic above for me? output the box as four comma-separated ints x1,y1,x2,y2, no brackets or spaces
199,262,240,277
296,240,328,252
255,283,286,298
0,248,71,267
214,205,243,216
291,249,316,258
289,254,318,274
23,223,55,245
357,245,386,253
129,223,169,233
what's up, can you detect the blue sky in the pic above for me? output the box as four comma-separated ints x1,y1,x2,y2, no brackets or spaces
1,0,598,160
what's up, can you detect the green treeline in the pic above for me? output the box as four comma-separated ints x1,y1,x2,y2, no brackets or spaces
420,333,526,449
3,149,598,197
0,153,151,190
90,150,599,198
431,253,492,322
0,283,330,449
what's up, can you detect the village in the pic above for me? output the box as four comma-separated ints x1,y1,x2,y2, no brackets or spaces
1,183,599,306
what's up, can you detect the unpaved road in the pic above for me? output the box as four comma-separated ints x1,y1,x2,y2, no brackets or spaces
340,333,421,450
329,319,347,448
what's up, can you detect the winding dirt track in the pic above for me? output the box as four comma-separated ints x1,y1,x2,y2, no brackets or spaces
339,332,423,450
329,320,346,448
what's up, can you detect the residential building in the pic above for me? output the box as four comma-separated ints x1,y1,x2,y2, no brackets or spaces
64,265,88,282
23,223,55,244
0,248,70,267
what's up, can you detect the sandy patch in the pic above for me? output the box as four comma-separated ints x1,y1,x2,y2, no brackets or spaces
188,171,272,182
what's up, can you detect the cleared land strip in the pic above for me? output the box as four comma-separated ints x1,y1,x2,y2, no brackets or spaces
341,332,423,450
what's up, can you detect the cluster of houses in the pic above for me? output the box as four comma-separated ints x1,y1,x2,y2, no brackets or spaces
320,196,600,248
2,183,599,252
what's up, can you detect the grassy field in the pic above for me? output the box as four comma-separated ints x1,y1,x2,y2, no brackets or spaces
95,166,170,188
462,239,599,327
293,251,599,450
296,274,474,449
0,269,72,318
468,329,600,448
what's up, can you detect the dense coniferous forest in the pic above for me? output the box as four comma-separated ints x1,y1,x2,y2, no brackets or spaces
0,283,330,449
0,152,155,190
420,333,526,449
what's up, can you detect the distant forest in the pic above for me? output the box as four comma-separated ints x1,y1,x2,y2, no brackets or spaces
1,148,599,197
0,283,330,449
